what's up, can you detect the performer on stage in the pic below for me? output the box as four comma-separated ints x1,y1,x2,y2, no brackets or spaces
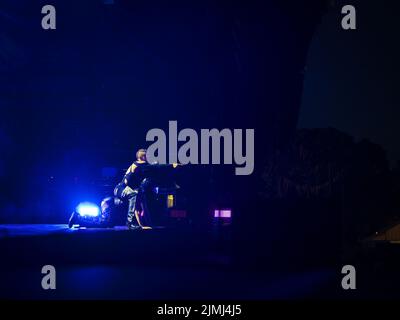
114,149,179,230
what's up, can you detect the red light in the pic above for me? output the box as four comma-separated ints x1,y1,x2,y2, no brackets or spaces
170,210,187,218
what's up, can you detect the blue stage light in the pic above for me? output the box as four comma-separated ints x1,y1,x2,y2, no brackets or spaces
76,202,100,217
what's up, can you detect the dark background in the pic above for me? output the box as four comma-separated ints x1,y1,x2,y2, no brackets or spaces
1,0,400,277
0,0,326,222
300,0,400,164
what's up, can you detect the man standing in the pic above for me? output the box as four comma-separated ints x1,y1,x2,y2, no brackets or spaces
114,149,151,230
114,149,179,230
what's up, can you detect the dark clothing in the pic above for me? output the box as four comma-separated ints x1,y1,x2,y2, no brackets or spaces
115,162,176,228
114,161,153,228
124,161,151,190
114,182,141,227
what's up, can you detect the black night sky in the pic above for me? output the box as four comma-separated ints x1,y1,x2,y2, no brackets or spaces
300,0,400,164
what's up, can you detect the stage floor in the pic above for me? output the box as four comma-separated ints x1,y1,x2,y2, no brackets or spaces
0,224,337,299
0,224,138,238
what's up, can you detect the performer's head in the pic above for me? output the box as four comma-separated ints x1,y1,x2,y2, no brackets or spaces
136,149,147,162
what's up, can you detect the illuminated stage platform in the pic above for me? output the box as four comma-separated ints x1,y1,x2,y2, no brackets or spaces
0,224,336,299
0,224,144,238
